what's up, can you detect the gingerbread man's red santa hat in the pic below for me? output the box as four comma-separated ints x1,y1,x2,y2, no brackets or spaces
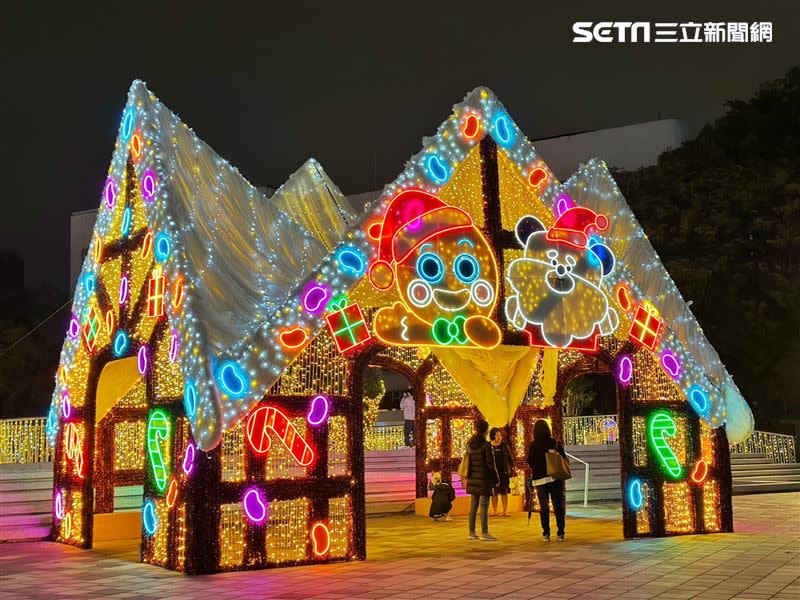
367,190,474,291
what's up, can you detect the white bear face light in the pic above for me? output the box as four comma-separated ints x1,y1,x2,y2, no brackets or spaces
505,207,618,350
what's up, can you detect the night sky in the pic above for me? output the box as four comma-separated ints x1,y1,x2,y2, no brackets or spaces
2,1,798,293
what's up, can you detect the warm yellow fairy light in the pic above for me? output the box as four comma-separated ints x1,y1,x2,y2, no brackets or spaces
328,495,351,558
114,420,145,471
265,498,308,564
663,481,694,533
219,503,245,568
327,416,348,476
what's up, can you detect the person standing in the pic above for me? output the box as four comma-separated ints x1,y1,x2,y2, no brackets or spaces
399,392,415,447
488,427,514,517
466,419,499,541
526,419,567,541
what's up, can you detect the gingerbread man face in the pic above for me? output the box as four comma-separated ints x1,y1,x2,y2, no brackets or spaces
395,227,497,325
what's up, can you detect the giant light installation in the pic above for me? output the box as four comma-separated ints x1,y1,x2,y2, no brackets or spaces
46,81,751,573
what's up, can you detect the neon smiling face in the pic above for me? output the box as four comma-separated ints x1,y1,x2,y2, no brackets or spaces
395,229,497,324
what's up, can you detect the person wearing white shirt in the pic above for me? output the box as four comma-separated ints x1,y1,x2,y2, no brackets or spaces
399,392,415,447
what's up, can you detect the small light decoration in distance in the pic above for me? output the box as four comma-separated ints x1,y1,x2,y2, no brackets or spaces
245,405,315,467
242,487,268,524
687,385,709,417
104,178,117,209
137,345,149,375
301,281,331,315
614,282,633,312
628,478,643,509
113,330,129,357
61,391,71,420
166,479,179,508
629,303,663,351
691,458,708,484
146,409,171,494
215,361,249,400
307,395,330,426
527,167,548,189
615,354,633,387
461,112,481,140
154,232,171,263
142,499,158,536
141,169,157,201
278,326,309,351
183,381,197,419
54,488,65,522
647,411,682,479
424,154,451,184
660,350,682,380
310,522,331,557
325,302,371,353
182,442,196,476
335,246,367,277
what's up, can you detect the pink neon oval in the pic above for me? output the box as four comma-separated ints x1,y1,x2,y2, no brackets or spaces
661,351,682,379
104,178,117,209
302,283,331,315
119,274,129,305
61,391,71,420
142,169,157,201
137,345,149,375
617,355,633,385
555,194,576,218
182,443,196,475
169,331,179,362
243,488,268,524
54,489,64,521
307,395,330,426
68,315,80,339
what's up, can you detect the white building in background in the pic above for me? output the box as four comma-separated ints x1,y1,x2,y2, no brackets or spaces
70,118,688,286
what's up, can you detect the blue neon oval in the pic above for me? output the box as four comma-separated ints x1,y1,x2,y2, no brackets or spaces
494,115,514,146
336,246,366,277
183,381,197,419
142,499,158,536
113,330,129,357
121,206,132,237
688,385,708,415
216,361,248,399
154,233,171,263
425,154,450,184
121,107,136,143
628,479,643,509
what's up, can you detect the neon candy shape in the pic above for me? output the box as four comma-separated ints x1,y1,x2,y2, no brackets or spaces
82,305,101,352
113,330,129,357
647,411,682,479
68,315,80,339
141,231,153,259
46,405,58,440
58,365,68,386
92,238,103,263
301,282,331,315
120,107,135,142
336,246,367,277
182,443,196,475
243,487,268,524
462,113,481,140
615,354,633,387
691,459,708,484
130,132,142,160
146,409,171,493
104,178,117,209
215,361,249,400
528,168,548,188
171,276,185,310
169,330,179,362
142,169,157,201
615,282,633,312
137,345,149,375
142,500,158,536
246,405,315,467
629,304,663,351
147,269,166,317
119,273,130,305
83,273,96,295
688,385,708,416
660,350,682,380
64,422,85,479
184,381,198,419
493,114,514,146
554,193,576,218
628,479,643,510
307,395,330,426
62,512,73,539
121,206,132,237
154,232,171,263
105,309,115,335
61,391,71,420
425,154,450,184
279,326,309,351
325,302,371,353
54,489,65,522
311,522,330,557
166,479,178,508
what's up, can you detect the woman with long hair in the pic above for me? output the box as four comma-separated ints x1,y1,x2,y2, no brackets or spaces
488,427,514,517
465,418,499,541
526,419,567,541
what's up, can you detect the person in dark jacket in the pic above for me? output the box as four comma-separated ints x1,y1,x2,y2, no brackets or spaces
428,472,455,521
466,419,499,541
488,427,515,517
526,419,567,541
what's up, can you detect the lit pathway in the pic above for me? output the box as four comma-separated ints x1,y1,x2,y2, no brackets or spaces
1,494,798,599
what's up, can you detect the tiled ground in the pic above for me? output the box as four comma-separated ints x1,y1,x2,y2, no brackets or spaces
1,493,798,599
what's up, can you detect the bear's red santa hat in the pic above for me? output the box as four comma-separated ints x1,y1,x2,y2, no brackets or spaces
367,190,473,290
546,206,608,249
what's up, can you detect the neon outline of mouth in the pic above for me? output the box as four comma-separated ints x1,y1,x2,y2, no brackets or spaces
432,288,471,312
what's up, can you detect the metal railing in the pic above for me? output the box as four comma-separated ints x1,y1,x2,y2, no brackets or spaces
565,451,589,507
563,415,619,446
0,417,53,464
364,425,405,451
731,430,797,464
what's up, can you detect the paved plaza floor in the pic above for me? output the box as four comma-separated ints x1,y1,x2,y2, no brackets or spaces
1,493,798,599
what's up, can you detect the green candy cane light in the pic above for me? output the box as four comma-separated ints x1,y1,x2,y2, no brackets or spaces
147,409,172,493
647,411,682,479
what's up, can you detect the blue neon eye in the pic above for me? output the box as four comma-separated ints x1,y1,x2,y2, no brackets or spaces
453,254,480,283
417,253,444,283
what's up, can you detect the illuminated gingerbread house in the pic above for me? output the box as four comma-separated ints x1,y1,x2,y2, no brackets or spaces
48,81,753,573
